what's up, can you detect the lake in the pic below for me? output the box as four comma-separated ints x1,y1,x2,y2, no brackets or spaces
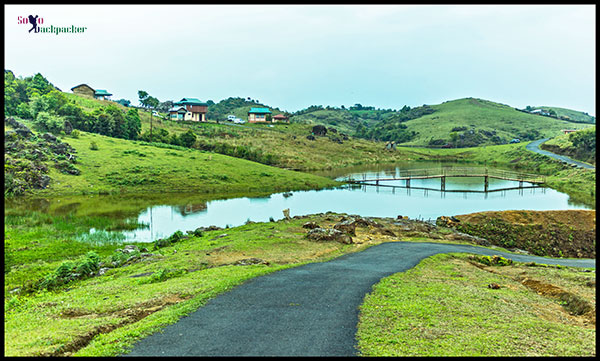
107,163,595,242
6,162,592,243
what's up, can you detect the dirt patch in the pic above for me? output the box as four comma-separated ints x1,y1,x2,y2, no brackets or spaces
463,257,595,329
447,210,596,258
48,294,192,356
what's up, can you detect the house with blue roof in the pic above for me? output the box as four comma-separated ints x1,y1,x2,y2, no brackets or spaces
248,107,272,123
169,98,208,121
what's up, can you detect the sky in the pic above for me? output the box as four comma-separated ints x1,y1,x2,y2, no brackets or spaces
4,4,596,115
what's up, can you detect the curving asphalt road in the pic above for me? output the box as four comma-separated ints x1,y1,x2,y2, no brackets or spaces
526,138,595,169
124,241,595,357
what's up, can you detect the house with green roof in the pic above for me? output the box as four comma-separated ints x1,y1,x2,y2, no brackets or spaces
171,98,208,121
70,84,112,100
248,107,272,123
94,89,112,100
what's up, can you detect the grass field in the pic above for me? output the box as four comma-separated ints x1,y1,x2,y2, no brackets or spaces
7,120,340,197
400,98,592,146
4,213,393,356
5,212,595,356
356,253,596,356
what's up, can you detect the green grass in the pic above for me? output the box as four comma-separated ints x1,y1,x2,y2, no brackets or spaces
9,120,340,197
356,253,596,356
532,106,595,124
3,213,385,356
400,98,593,146
542,127,596,166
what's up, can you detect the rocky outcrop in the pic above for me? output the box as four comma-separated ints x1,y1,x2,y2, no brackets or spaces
306,228,353,244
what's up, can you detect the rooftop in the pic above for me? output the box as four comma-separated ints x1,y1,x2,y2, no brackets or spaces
94,89,112,96
174,98,208,106
248,107,272,114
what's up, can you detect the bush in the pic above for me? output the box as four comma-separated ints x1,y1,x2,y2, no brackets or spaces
89,141,99,150
38,252,100,290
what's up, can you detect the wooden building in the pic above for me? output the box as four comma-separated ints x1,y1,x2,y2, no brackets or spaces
70,84,95,97
248,107,272,123
171,98,208,121
70,84,112,100
272,114,289,123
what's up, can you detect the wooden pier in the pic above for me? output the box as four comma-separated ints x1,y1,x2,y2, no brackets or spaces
346,167,545,192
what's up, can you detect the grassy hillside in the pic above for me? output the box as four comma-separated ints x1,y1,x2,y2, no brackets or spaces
399,98,592,147
532,106,595,124
541,127,596,166
4,118,340,197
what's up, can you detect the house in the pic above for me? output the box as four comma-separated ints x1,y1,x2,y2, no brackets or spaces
272,114,289,123
168,106,188,121
71,84,95,97
94,89,112,100
562,129,578,134
70,84,112,100
170,98,208,122
248,107,272,123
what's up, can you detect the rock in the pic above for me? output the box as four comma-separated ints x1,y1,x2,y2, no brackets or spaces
312,125,327,136
98,267,111,276
306,135,315,141
63,120,73,135
231,258,270,266
377,228,396,237
42,133,58,143
302,221,320,229
306,228,353,244
122,245,139,254
15,127,33,139
333,219,356,236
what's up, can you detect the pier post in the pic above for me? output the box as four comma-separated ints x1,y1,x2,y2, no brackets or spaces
441,176,445,191
484,175,489,192
519,180,523,188
406,178,411,188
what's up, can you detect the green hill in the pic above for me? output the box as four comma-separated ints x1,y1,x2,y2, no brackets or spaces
397,98,593,147
530,106,595,124
4,118,339,197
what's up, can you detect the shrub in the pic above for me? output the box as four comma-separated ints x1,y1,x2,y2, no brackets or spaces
89,141,99,150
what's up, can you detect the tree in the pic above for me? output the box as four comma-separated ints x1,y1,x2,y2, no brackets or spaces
125,109,141,140
105,105,127,139
145,96,160,142
138,90,149,108
157,100,173,113
179,129,197,148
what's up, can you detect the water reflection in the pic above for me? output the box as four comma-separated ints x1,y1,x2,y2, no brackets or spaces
5,162,593,244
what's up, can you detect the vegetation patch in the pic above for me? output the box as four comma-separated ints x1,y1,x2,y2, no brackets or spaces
444,210,595,258
356,253,596,356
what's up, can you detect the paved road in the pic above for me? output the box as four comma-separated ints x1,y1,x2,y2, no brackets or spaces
526,138,595,169
124,241,595,357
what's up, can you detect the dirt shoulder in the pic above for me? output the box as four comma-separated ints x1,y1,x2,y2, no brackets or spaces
439,210,595,258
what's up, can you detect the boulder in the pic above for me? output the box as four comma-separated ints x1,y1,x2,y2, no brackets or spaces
42,133,58,143
333,219,356,236
122,245,140,254
312,125,327,136
306,228,353,244
302,221,320,229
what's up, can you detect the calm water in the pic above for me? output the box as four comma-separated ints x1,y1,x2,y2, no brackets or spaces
7,162,591,243
113,163,589,242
